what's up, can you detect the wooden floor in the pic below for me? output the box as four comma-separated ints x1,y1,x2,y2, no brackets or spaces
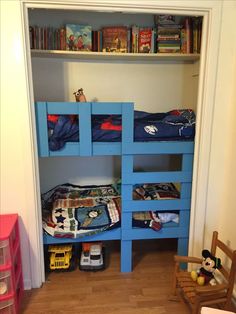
21,239,191,314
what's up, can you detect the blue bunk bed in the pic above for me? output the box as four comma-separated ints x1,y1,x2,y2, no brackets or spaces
35,101,194,272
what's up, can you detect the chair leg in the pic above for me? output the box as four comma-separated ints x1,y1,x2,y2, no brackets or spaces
172,262,179,295
193,296,201,314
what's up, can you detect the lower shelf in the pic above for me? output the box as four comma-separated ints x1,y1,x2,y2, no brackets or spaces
43,223,188,244
43,227,121,244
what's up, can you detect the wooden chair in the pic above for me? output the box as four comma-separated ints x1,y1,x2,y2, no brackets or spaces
172,231,236,314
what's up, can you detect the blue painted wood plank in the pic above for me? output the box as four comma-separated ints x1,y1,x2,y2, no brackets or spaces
122,103,134,150
93,143,121,155
122,225,189,240
47,102,79,114
177,237,189,256
179,211,190,228
79,104,92,156
49,143,81,156
91,102,123,114
121,240,132,272
35,102,49,157
121,185,133,200
121,212,132,229
122,171,193,184
182,154,194,171
123,141,194,155
122,199,191,211
181,182,192,199
49,142,122,156
122,156,133,177
43,228,121,244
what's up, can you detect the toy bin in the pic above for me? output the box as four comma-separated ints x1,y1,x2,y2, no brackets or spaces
0,240,10,266
0,298,16,314
0,270,13,296
0,214,23,314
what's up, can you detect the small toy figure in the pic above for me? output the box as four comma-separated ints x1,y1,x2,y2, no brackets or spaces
115,36,121,51
73,88,87,102
191,249,221,285
68,34,76,51
77,35,84,50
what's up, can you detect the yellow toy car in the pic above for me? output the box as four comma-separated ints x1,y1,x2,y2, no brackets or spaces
47,244,75,271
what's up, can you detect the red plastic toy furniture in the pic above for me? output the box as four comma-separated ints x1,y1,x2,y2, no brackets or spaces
0,214,23,314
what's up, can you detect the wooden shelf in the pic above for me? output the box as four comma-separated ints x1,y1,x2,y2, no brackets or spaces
31,50,200,63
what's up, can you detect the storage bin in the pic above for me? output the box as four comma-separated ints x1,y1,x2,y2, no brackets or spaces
0,298,15,314
0,240,10,266
0,270,12,296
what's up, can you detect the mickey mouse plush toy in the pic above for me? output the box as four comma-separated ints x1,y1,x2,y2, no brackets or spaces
191,249,221,286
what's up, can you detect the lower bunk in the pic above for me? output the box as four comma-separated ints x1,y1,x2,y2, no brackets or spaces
42,181,191,272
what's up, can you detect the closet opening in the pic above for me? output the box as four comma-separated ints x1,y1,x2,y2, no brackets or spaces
22,0,223,287
29,5,200,278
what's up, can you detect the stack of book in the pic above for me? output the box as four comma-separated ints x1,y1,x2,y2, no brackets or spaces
156,16,181,53
29,26,66,50
181,17,202,54
131,26,156,53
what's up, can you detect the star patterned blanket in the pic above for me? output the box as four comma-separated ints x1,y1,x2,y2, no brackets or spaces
42,182,181,239
42,183,121,238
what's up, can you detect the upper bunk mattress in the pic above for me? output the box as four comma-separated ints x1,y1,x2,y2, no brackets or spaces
48,109,195,151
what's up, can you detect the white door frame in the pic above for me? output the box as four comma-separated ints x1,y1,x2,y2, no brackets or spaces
20,0,223,287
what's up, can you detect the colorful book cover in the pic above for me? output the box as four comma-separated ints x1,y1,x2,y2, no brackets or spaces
138,27,152,53
102,26,128,53
66,24,92,51
131,25,139,53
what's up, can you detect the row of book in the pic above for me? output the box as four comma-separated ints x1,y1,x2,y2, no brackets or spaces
155,16,202,53
29,18,202,54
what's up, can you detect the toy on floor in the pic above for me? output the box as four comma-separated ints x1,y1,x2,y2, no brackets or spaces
73,88,87,102
47,244,76,271
191,249,221,285
79,242,105,271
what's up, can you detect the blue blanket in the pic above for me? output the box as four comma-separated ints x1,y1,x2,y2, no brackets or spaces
48,109,195,151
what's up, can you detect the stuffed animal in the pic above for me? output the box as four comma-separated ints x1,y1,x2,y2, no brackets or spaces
191,249,221,286
73,88,87,102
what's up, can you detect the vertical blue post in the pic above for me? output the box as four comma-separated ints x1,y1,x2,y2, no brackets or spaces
35,102,49,157
177,237,189,256
121,240,132,272
178,153,194,268
122,103,134,154
79,103,92,156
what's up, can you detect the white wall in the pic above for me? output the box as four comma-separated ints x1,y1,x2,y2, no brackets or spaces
204,0,236,253
0,0,43,288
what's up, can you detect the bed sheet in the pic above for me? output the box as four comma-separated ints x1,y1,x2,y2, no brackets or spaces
42,182,180,238
48,109,195,151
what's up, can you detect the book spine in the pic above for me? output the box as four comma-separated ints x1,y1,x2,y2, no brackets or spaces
132,25,139,53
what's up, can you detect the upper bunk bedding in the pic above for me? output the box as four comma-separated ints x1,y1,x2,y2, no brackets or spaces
47,109,195,151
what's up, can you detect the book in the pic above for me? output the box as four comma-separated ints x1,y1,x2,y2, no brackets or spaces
131,25,139,53
66,24,92,51
102,26,128,53
138,27,152,53
60,27,66,50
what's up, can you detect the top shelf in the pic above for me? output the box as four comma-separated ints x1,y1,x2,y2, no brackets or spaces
31,50,200,63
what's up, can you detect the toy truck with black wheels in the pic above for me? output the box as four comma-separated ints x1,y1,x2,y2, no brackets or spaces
79,242,105,271
47,244,76,271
